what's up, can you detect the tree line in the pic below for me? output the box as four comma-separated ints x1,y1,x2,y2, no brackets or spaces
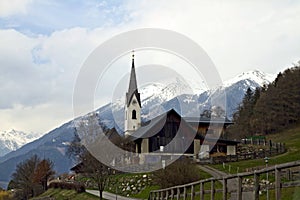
8,155,55,199
228,65,300,139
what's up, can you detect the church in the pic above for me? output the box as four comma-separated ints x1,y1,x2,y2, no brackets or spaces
124,52,238,159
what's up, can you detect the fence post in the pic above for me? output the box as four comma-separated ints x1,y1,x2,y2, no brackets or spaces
237,176,242,200
176,187,180,200
191,185,195,200
211,179,215,200
157,191,160,200
275,167,281,200
171,189,174,200
269,140,272,156
166,190,169,200
200,182,204,200
286,169,291,181
161,191,164,200
183,187,187,200
254,171,260,200
222,178,227,200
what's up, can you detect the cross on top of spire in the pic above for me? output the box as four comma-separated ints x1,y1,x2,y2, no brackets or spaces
132,50,135,60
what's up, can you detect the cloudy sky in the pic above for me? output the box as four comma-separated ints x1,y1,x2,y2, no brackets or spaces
1,0,300,134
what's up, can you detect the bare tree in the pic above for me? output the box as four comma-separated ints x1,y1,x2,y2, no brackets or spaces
70,113,116,200
10,155,55,199
33,159,55,191
77,151,112,200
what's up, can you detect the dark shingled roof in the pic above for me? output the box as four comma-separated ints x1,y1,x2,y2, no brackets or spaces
128,109,238,145
129,109,203,141
126,57,141,107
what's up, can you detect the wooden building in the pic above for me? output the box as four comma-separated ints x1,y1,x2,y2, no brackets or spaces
130,109,238,159
124,52,238,159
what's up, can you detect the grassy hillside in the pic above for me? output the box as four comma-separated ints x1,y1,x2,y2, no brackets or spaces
31,189,98,200
213,124,300,173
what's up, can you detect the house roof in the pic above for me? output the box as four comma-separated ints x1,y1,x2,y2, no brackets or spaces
129,109,202,141
128,109,239,146
70,162,84,173
105,127,122,142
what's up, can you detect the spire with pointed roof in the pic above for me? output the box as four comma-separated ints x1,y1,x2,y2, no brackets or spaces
124,50,141,137
126,50,141,107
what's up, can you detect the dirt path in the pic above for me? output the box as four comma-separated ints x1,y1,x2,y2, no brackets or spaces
199,165,253,200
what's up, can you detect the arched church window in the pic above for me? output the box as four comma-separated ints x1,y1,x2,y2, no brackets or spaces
132,110,137,119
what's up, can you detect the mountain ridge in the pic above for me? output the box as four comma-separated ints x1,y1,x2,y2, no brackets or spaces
0,130,41,157
0,69,275,183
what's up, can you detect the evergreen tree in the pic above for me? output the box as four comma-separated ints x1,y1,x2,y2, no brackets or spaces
228,65,300,139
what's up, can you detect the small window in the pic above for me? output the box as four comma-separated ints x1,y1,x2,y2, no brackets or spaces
132,110,137,119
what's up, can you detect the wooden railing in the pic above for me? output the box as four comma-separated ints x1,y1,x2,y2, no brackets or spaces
199,142,286,164
149,160,300,200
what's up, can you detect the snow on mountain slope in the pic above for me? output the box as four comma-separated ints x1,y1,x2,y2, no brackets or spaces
0,130,41,157
98,69,276,130
223,70,275,88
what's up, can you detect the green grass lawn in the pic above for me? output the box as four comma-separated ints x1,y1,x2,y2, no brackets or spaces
207,125,300,199
31,188,99,200
131,185,160,199
258,187,300,200
107,167,221,199
212,124,300,174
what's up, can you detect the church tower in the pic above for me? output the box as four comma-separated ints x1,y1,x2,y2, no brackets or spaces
124,51,141,137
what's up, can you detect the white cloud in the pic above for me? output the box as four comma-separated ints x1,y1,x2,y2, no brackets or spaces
0,27,126,133
124,0,300,79
1,0,300,134
0,0,33,17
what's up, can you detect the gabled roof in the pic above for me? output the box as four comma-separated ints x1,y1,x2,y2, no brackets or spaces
129,109,202,140
70,162,84,173
126,57,141,107
127,109,239,146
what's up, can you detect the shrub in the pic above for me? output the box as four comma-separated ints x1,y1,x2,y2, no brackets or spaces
153,157,201,188
48,182,85,193
0,191,12,200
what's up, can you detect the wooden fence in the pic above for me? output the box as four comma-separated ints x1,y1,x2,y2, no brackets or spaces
149,160,300,200
212,147,286,164
199,141,286,164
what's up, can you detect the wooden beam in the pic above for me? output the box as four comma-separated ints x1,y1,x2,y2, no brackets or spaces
254,172,260,200
237,176,242,200
275,167,281,200
222,178,227,200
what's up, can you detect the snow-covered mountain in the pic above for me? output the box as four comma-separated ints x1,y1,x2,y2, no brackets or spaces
0,130,41,157
223,69,275,88
98,69,275,131
0,69,276,182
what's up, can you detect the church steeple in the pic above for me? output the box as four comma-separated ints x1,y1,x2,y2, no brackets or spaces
124,50,141,137
126,51,141,107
